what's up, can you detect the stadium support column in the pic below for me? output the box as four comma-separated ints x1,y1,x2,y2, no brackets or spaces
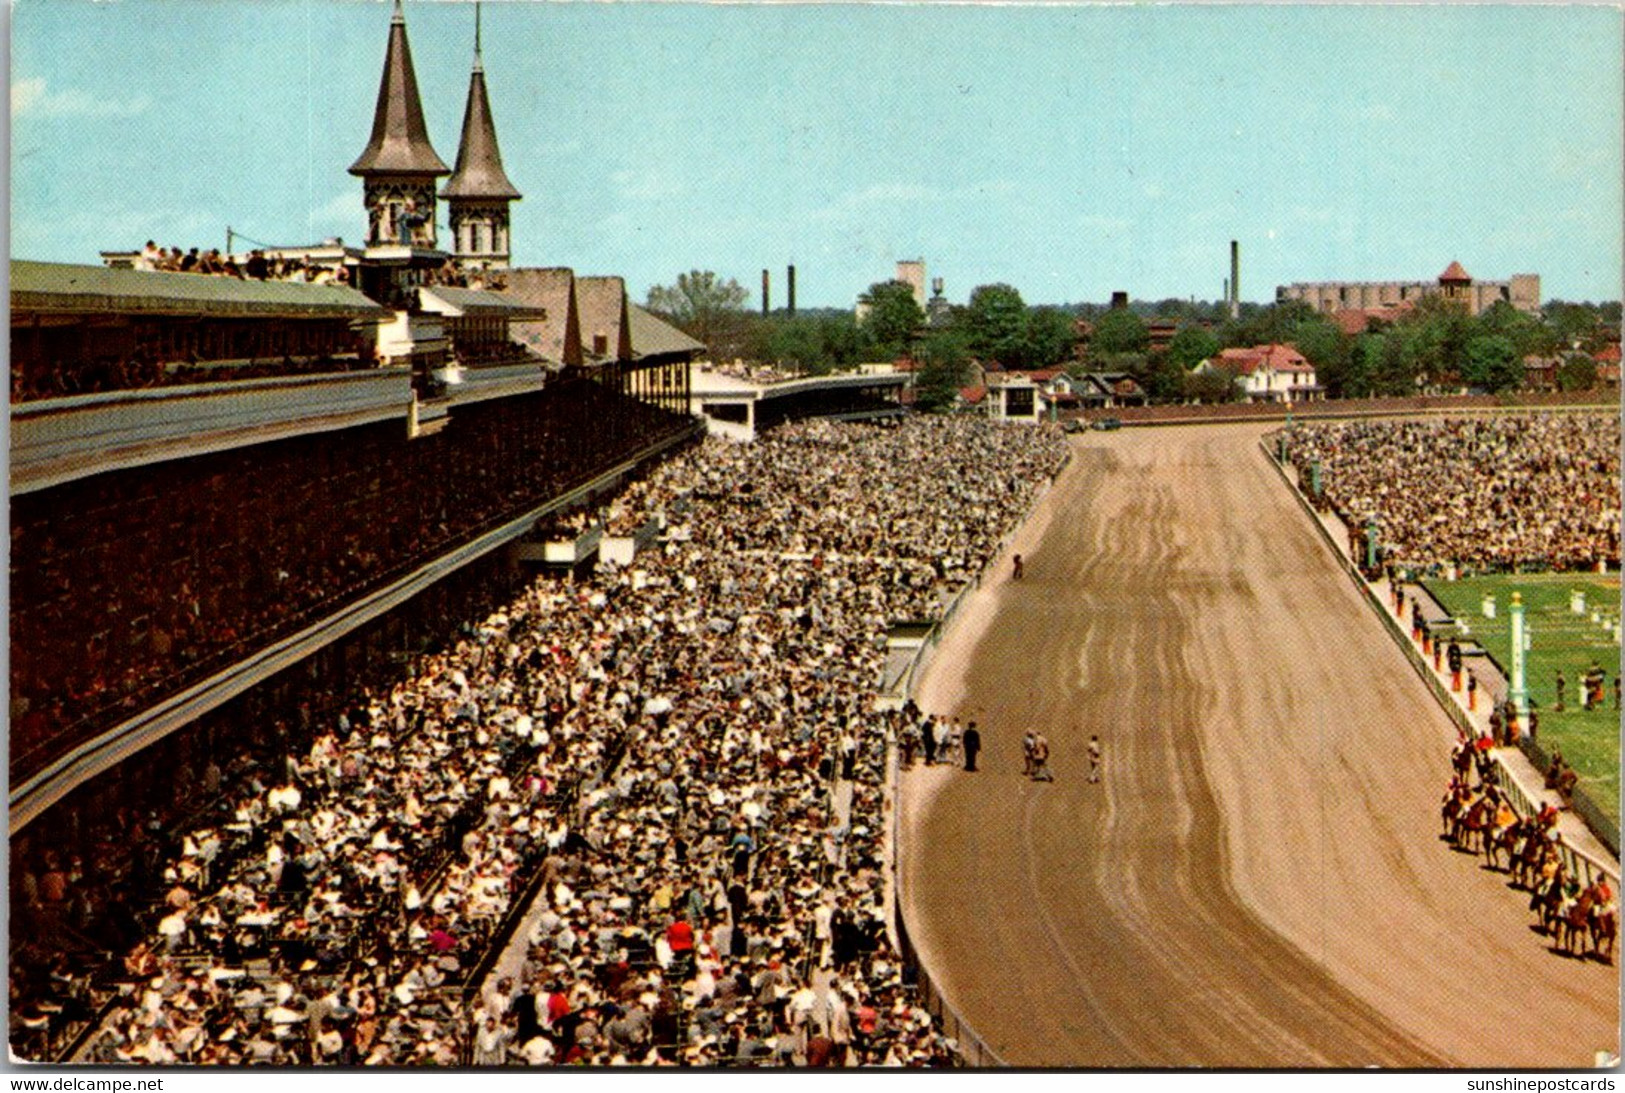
1509,592,1529,733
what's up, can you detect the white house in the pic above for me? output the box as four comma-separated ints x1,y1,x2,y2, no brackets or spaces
1194,343,1322,403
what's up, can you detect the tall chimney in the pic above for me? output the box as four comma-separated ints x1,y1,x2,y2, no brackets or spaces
787,264,797,316
1229,240,1240,320
761,269,770,315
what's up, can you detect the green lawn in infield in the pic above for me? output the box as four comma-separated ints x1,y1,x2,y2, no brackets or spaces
1426,573,1621,828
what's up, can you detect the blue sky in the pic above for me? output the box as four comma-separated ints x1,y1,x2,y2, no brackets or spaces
11,1,1623,308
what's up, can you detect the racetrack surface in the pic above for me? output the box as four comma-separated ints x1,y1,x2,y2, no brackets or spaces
901,423,1620,1069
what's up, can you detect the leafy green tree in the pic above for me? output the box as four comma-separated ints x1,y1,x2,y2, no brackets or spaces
1223,299,1317,348
960,283,1030,365
1089,308,1149,357
750,313,868,375
1292,316,1352,396
1557,352,1600,392
646,270,749,354
1020,306,1078,370
1165,324,1221,374
1476,300,1552,358
1462,334,1522,393
1543,301,1604,350
816,313,867,371
914,328,973,412
757,318,823,374
1369,331,1419,396
859,280,924,359
1342,334,1382,397
1184,366,1239,403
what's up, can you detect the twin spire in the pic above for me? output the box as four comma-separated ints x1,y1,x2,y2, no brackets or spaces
350,0,521,251
442,2,522,202
348,0,447,178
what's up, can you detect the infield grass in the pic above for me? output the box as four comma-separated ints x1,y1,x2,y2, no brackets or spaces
1426,573,1620,829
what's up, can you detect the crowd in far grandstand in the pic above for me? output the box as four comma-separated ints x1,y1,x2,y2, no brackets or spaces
1283,414,1621,573
128,240,504,294
703,361,816,386
15,417,1069,1066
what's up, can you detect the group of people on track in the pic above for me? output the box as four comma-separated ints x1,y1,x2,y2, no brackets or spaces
1442,732,1617,963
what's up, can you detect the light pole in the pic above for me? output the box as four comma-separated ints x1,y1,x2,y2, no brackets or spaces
1509,591,1529,732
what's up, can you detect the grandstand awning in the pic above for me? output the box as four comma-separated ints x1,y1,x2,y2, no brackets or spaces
11,260,388,320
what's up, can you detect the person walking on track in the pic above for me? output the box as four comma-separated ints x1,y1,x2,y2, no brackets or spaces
1088,735,1102,784
1022,732,1036,777
962,723,981,773
1030,732,1053,782
1012,554,1024,581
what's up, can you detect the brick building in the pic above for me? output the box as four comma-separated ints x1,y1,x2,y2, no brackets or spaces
1277,261,1540,317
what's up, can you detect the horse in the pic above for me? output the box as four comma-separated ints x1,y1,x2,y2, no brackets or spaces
1456,796,1494,856
1483,813,1521,872
1441,789,1466,842
1560,891,1596,957
1510,824,1547,889
1530,871,1567,936
1590,902,1618,964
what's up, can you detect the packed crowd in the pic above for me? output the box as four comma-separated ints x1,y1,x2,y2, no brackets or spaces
128,242,514,296
31,416,1067,1066
1283,414,1621,573
11,382,693,781
133,242,353,285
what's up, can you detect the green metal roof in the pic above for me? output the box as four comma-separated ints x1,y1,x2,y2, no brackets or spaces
10,261,388,319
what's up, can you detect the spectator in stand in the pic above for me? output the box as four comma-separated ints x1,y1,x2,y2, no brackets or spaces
41,416,1065,1068
1283,415,1619,574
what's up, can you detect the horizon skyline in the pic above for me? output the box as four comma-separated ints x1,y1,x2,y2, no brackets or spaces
11,1,1624,309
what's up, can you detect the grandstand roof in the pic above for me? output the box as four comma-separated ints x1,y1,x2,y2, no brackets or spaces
11,261,388,319
576,276,632,362
627,304,704,360
502,268,582,367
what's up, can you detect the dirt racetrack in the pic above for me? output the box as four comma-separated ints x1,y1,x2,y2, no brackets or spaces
901,423,1620,1069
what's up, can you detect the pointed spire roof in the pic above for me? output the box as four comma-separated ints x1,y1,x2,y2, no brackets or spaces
442,6,522,200
1438,260,1472,284
349,0,448,178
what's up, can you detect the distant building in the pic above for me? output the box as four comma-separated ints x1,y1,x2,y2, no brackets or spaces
855,258,930,320
1193,343,1322,403
895,259,926,309
1278,262,1540,318
1594,343,1620,386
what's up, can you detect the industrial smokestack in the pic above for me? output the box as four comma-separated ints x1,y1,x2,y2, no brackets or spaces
1230,240,1240,320
762,269,770,315
787,264,797,316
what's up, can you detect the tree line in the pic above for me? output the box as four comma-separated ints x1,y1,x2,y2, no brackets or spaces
645,270,1620,411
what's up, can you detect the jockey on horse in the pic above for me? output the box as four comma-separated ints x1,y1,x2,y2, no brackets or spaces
1585,875,1618,963
1457,793,1495,855
1484,793,1518,870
